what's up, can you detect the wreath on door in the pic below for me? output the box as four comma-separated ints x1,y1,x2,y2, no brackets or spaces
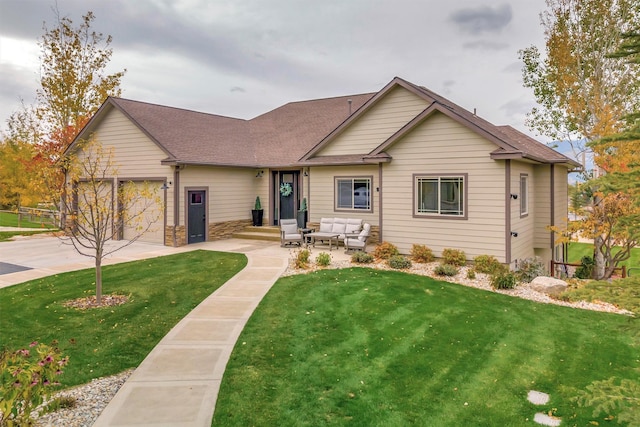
280,183,292,197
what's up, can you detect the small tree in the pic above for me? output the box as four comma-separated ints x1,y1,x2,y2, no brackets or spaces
555,191,640,279
62,139,162,304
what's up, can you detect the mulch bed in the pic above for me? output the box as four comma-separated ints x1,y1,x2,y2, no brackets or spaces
63,294,129,310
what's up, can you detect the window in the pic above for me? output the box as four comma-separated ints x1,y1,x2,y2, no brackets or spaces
415,175,465,217
336,177,371,210
520,174,528,216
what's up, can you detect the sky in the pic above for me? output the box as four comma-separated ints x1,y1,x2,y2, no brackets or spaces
0,0,551,143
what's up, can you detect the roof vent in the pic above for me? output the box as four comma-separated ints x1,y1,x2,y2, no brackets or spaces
348,99,352,115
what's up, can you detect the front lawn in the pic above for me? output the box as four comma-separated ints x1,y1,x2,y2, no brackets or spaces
213,268,639,426
0,250,247,387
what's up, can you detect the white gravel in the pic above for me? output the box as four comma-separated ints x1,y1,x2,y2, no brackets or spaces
34,370,133,427
33,259,632,426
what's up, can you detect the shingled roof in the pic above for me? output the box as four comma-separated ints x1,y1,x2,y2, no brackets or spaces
75,93,373,168
72,77,579,169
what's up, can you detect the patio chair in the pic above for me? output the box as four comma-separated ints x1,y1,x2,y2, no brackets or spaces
344,223,371,252
280,219,303,247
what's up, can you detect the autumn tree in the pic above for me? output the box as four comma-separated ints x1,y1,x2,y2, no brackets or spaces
3,8,125,212
520,0,640,279
63,139,162,304
0,137,40,215
519,0,640,152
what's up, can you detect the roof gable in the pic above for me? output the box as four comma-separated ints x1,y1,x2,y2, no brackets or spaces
302,76,579,168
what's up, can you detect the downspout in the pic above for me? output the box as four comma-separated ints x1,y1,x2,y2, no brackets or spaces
307,169,311,222
505,160,511,265
550,164,555,258
173,166,180,247
378,162,383,243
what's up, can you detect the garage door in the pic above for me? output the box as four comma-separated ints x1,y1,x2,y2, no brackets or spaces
123,181,164,244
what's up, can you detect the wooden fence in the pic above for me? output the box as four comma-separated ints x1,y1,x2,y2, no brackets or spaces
550,260,627,278
0,208,60,227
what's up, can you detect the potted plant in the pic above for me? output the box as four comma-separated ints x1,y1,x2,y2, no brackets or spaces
251,196,263,226
297,197,307,228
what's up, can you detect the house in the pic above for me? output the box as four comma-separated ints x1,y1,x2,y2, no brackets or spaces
67,77,580,268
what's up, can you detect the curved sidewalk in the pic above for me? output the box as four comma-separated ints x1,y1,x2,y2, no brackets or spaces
93,239,291,427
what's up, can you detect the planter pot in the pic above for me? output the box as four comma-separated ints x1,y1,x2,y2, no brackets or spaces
297,210,307,229
251,209,264,226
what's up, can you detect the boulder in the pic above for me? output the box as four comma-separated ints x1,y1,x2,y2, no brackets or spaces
530,276,568,297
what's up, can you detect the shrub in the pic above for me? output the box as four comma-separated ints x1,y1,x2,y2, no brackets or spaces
442,248,467,266
0,341,69,426
491,270,518,289
315,252,332,267
434,263,459,276
388,255,412,269
292,248,310,269
410,244,435,263
373,242,399,260
351,251,374,264
574,256,594,279
473,255,503,274
516,257,545,283
466,269,476,280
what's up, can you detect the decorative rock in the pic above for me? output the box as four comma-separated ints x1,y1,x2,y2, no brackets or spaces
528,390,550,405
530,276,568,297
534,412,561,426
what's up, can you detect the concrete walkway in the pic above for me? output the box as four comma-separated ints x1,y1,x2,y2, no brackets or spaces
93,239,292,426
1,235,352,425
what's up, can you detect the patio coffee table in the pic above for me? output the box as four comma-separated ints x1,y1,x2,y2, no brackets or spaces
307,232,340,251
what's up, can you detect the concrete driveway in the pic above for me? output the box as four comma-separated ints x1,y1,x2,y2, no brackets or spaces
0,235,190,288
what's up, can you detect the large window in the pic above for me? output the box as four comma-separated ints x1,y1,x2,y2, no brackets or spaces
415,175,465,217
520,174,529,216
336,177,371,210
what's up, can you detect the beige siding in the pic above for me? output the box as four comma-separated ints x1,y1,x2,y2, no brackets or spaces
510,163,536,263
179,166,263,226
75,108,169,243
318,86,429,156
308,165,379,225
533,166,551,249
381,112,507,261
553,165,570,260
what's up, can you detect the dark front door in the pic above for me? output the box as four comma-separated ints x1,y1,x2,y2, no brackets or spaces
188,190,206,243
276,171,299,223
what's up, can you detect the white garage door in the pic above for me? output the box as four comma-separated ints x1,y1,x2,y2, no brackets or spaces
123,181,164,244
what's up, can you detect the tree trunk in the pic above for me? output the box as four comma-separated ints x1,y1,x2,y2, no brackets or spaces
593,235,606,280
95,256,102,304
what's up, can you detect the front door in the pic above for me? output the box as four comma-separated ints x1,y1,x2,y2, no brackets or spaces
187,190,206,243
273,171,300,224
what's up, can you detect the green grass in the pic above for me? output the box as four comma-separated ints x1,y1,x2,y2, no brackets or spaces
0,211,56,229
567,242,640,269
0,230,54,242
213,268,639,426
562,276,640,315
0,250,246,387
